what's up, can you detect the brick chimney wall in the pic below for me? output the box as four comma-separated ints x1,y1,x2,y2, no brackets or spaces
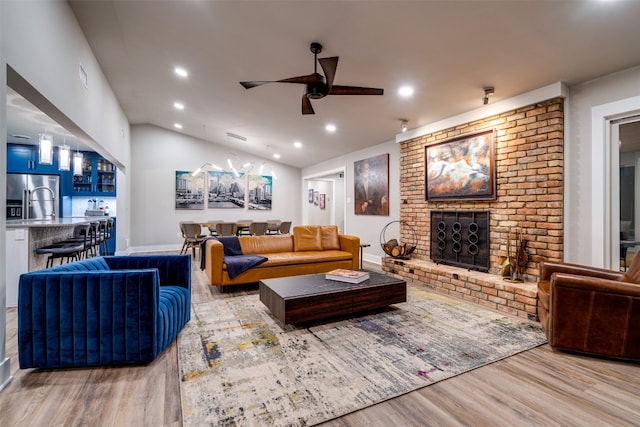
399,97,564,280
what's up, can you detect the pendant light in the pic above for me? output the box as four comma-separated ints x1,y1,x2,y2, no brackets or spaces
39,132,53,165
58,137,71,171
73,140,83,176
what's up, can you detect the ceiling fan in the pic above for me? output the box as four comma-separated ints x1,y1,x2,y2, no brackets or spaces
240,42,384,115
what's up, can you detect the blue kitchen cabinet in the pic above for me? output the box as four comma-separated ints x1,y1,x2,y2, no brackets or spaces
71,152,116,196
7,143,62,174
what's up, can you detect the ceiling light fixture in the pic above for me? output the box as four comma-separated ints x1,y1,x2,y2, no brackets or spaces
400,119,408,132
192,162,223,176
273,153,281,159
293,141,302,148
38,132,53,165
398,85,414,98
173,102,184,110
174,66,188,78
174,123,183,129
325,123,336,133
482,86,495,105
58,138,71,171
73,140,83,176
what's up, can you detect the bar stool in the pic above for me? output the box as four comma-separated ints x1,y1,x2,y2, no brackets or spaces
36,240,86,267
57,223,93,260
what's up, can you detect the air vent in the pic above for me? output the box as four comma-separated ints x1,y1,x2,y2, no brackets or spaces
11,134,31,140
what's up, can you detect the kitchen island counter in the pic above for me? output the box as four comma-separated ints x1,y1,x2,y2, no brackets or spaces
5,216,115,306
6,216,112,228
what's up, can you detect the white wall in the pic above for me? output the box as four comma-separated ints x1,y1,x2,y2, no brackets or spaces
1,0,131,253
0,0,130,390
302,140,401,265
306,180,333,225
566,65,640,265
129,124,302,251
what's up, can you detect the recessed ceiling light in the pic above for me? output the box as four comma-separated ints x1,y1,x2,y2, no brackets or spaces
325,123,336,133
174,67,188,78
174,102,185,110
273,153,281,159
293,141,303,148
174,123,183,129
398,85,414,98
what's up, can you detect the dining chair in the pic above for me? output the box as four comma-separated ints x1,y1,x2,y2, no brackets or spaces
266,220,281,234
236,219,253,236
251,221,269,236
206,220,221,236
279,221,292,234
179,222,206,258
216,222,238,237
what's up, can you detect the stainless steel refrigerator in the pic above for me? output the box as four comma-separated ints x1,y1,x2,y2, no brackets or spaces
6,173,60,220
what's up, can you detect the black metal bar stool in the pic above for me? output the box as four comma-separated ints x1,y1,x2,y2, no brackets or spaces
36,241,86,268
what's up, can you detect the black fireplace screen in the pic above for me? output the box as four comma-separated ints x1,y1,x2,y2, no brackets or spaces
430,210,489,272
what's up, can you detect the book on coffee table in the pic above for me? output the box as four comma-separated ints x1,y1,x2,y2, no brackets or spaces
325,269,370,284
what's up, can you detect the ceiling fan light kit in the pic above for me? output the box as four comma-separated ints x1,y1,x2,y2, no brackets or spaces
240,42,384,115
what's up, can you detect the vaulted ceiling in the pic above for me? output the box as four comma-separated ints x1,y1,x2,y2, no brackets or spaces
13,1,640,168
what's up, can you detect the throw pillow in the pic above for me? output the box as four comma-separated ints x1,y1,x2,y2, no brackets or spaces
293,225,323,251
321,225,340,250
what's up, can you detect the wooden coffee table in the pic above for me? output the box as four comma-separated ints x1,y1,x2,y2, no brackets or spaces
259,271,407,324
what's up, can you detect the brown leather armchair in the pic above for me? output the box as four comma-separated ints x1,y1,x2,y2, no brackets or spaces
537,254,640,360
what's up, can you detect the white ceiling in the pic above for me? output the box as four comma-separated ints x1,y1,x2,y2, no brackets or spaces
9,1,640,167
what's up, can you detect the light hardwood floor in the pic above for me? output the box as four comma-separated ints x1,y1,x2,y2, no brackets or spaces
1,258,639,426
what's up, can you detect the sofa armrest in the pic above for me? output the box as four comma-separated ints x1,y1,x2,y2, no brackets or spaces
339,234,361,270
539,261,623,282
205,239,224,284
104,254,191,290
18,269,162,368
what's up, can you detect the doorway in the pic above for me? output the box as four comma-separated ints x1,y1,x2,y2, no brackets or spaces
302,168,346,232
615,117,640,270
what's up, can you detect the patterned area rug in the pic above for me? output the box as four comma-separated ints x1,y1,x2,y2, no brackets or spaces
178,285,547,426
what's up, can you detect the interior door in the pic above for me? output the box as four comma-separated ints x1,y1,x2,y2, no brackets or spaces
613,117,640,270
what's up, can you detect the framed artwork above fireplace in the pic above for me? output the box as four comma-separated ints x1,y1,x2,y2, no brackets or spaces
425,129,496,201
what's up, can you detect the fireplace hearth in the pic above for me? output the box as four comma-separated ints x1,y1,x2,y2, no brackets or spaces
430,210,489,272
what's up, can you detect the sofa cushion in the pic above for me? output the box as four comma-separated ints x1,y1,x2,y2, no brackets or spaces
243,250,353,268
321,225,341,250
239,234,293,254
293,225,323,251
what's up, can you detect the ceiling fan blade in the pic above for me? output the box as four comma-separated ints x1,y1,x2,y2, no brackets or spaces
302,94,315,115
329,85,384,96
240,81,273,89
318,56,338,90
240,74,322,89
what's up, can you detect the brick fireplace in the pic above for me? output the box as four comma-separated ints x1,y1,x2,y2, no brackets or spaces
382,97,564,320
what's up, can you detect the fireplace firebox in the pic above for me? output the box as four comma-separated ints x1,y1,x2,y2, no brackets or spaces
430,210,489,272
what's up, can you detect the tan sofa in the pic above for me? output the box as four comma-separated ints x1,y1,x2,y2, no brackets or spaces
205,225,360,286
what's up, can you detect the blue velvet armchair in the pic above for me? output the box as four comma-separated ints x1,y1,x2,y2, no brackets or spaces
18,255,191,369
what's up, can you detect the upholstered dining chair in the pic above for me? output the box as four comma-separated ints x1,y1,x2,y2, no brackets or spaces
179,222,206,258
216,222,238,237
251,221,269,236
279,221,292,234
266,220,281,234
